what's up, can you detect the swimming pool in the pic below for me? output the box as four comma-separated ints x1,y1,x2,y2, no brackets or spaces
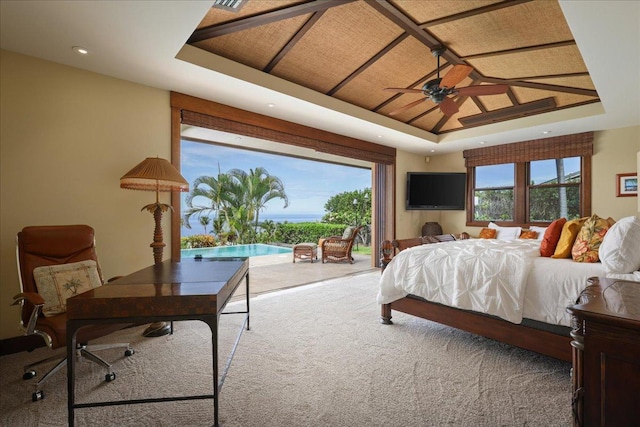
181,243,292,258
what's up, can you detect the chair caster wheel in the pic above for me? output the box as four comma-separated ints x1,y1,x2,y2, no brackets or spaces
124,349,135,357
32,390,44,401
105,372,116,382
23,370,36,380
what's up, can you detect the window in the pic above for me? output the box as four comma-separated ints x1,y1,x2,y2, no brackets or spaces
473,164,515,221
529,157,581,221
464,133,593,226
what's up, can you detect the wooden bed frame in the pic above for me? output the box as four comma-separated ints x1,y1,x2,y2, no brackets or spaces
379,234,572,362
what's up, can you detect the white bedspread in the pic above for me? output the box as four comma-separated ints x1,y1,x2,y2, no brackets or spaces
377,239,541,323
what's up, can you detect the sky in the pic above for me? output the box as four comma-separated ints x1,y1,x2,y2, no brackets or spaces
476,157,580,187
180,140,371,217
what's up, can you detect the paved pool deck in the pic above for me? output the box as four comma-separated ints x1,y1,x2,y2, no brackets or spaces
231,251,377,301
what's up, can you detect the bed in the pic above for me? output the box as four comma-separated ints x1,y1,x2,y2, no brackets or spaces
377,224,640,362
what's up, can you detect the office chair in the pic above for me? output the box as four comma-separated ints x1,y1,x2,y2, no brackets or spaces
12,225,135,401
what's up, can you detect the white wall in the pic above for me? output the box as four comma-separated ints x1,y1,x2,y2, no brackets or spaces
1,50,173,339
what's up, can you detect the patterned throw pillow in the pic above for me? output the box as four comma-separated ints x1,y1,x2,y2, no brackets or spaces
552,218,586,259
540,218,566,257
479,228,497,239
571,214,613,262
519,230,538,239
33,260,103,317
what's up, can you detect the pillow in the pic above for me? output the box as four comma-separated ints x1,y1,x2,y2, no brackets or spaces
342,226,355,239
572,214,613,262
479,228,497,239
488,222,522,241
33,260,102,317
530,226,547,240
519,230,538,239
599,216,640,273
552,218,586,259
540,218,566,257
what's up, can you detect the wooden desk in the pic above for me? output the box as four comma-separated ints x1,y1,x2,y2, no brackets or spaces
66,257,250,427
567,277,640,427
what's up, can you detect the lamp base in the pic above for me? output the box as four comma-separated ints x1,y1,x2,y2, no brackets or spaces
142,322,172,338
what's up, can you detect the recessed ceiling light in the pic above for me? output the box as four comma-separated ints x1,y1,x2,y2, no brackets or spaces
72,46,89,55
479,141,486,145
377,135,382,138
266,103,275,108
212,0,247,12
542,130,551,135
430,149,436,153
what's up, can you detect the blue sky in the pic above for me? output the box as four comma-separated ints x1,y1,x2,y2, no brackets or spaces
476,157,580,187
180,140,371,216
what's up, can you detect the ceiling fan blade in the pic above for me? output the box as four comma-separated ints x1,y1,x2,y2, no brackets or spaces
456,84,509,97
389,98,427,116
439,64,473,88
383,88,424,94
439,97,459,116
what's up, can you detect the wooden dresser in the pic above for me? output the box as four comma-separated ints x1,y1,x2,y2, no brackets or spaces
567,277,640,427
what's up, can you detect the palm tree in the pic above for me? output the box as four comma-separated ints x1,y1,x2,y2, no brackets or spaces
199,216,211,234
184,167,288,244
227,167,289,240
183,169,232,231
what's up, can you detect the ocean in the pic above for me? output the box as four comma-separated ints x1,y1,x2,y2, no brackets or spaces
181,212,323,237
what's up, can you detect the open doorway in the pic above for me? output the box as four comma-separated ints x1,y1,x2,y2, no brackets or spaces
179,127,373,264
169,92,396,265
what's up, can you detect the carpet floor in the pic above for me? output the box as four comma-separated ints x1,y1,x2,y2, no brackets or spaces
0,271,571,426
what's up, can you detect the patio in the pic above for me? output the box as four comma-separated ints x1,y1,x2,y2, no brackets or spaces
232,252,377,301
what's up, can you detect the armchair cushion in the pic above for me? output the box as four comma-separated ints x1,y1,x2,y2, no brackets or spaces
342,226,355,239
33,260,102,317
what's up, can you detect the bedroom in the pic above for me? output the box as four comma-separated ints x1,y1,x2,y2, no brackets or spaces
0,1,639,425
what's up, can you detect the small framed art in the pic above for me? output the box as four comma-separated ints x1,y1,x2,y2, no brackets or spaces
616,173,638,197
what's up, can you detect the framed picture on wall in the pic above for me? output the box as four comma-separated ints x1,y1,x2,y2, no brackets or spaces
616,173,638,197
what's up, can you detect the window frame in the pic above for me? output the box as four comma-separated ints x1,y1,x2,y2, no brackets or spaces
464,134,592,227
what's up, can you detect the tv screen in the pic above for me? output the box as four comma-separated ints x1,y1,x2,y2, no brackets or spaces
406,172,466,210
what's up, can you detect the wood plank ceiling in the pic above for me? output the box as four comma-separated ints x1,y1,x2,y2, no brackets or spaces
188,0,599,135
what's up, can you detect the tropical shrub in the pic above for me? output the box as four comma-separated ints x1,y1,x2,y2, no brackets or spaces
181,234,216,249
274,222,348,245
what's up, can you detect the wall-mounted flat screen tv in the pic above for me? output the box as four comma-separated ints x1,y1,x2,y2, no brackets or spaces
406,172,467,210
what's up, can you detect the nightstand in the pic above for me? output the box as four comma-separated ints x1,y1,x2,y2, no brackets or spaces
567,277,640,427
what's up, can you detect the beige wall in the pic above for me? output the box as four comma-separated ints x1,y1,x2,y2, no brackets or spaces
592,126,640,218
1,50,172,339
395,126,640,239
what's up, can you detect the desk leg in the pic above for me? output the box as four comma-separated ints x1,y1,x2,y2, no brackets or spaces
246,272,250,331
67,323,77,427
211,316,219,427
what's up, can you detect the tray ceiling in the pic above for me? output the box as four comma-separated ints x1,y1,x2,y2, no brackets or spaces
187,0,599,136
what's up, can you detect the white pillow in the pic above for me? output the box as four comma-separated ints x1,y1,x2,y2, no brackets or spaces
488,222,522,241
599,216,640,274
33,260,102,317
530,226,547,241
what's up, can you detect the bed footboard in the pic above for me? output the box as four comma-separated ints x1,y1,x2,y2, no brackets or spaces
377,232,572,361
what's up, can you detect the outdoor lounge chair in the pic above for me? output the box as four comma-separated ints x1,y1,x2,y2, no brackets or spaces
321,226,362,264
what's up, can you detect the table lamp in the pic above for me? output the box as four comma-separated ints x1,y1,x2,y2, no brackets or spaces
120,157,189,337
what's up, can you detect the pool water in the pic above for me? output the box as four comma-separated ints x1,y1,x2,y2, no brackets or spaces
181,243,292,258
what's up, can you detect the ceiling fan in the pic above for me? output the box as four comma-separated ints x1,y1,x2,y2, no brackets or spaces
384,47,509,116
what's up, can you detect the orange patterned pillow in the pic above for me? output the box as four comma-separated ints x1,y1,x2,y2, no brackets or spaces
571,214,612,262
479,228,497,239
552,218,587,258
540,218,566,257
519,230,538,239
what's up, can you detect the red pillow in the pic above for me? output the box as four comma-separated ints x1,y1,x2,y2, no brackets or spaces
540,218,567,257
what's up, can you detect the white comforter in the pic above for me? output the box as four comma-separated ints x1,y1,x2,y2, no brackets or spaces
378,239,541,323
